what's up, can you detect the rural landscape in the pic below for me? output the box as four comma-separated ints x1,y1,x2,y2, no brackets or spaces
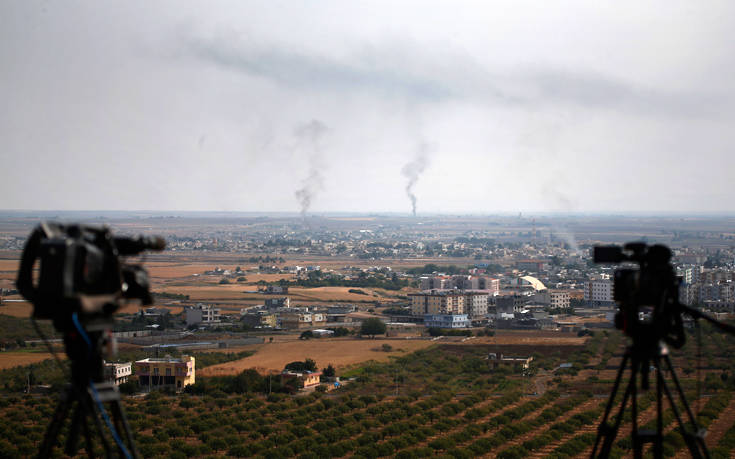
4,1,735,457
0,212,734,458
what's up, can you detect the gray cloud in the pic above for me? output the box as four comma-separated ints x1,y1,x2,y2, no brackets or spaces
185,38,455,102
526,69,725,118
185,36,726,119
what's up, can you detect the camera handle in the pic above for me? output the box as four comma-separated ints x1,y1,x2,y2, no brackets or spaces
681,304,735,335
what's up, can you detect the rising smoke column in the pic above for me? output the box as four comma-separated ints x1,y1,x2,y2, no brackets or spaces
401,143,431,216
293,120,328,217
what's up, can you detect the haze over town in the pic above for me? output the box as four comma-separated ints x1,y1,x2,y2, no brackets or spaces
2,1,735,214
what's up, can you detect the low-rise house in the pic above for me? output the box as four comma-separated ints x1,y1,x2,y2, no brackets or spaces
241,311,278,328
281,370,322,389
424,314,469,328
279,311,326,329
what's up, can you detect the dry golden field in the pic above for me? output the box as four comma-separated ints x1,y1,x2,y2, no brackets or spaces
0,351,63,370
198,330,588,376
0,301,32,318
199,338,435,376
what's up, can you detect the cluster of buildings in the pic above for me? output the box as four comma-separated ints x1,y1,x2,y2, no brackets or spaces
581,267,735,313
405,272,581,330
678,267,735,311
240,297,357,330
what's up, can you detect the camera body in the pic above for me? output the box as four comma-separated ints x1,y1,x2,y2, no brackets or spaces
16,222,164,330
594,242,685,349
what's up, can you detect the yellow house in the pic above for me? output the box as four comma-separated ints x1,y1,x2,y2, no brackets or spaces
135,356,195,392
281,370,322,389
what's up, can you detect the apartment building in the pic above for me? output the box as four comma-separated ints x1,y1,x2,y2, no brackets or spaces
408,291,465,316
185,304,221,327
584,276,615,307
135,356,195,392
419,275,499,293
464,292,489,318
549,290,571,309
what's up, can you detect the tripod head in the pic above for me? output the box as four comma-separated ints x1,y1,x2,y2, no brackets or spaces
16,222,165,382
594,243,686,349
593,242,735,351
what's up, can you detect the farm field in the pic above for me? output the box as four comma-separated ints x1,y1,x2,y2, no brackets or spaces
200,338,437,375
0,351,62,370
1,329,735,458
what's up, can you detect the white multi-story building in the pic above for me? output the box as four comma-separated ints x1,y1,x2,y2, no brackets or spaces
464,292,489,319
103,362,132,386
584,276,614,307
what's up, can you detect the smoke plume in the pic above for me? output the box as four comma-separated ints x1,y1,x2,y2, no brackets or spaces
401,143,431,216
293,120,328,217
551,225,581,255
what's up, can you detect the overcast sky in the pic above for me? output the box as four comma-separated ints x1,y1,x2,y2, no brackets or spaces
1,1,734,214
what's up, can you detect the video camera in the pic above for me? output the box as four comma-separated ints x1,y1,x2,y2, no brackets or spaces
593,242,686,349
16,222,165,331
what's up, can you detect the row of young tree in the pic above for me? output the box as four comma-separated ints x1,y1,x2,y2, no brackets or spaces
3,329,735,458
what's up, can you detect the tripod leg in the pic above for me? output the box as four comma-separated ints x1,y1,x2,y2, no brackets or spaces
36,391,72,459
65,403,84,456
656,359,663,458
659,354,708,459
80,411,96,459
599,357,637,458
110,399,140,459
592,352,630,458
80,388,113,458
631,358,641,459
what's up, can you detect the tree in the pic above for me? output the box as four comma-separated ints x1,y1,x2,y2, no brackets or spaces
360,318,387,338
285,358,317,372
322,364,336,378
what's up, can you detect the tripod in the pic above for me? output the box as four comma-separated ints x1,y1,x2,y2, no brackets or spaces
37,316,139,459
591,338,708,459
